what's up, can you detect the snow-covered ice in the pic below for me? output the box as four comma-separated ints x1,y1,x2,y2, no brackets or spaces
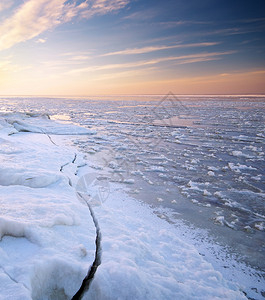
0,111,247,300
0,113,97,299
0,95,264,299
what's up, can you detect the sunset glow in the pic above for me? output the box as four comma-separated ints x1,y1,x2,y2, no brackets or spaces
0,0,265,95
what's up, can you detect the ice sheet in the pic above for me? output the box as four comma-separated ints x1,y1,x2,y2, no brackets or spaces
0,112,250,299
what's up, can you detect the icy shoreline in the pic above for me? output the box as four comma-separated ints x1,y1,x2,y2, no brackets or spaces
0,112,262,299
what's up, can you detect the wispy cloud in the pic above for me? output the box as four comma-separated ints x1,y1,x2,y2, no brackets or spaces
175,57,222,65
159,20,212,28
228,17,265,24
68,50,236,75
195,22,265,39
81,0,129,18
36,38,47,44
0,0,80,51
0,0,129,51
123,8,158,21
101,42,220,56
141,51,236,66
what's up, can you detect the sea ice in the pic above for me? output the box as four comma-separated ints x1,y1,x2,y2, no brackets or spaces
0,110,259,300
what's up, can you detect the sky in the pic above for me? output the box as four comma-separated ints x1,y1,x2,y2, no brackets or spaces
0,0,265,95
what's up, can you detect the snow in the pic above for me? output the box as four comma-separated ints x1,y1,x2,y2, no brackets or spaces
4,112,96,135
0,113,96,299
0,111,260,299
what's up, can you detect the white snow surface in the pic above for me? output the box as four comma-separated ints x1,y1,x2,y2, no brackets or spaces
3,112,96,135
0,113,248,299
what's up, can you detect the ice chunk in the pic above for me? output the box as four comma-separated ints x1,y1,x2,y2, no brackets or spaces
214,216,225,226
203,189,211,196
254,222,264,231
231,151,253,158
123,178,135,184
4,113,96,135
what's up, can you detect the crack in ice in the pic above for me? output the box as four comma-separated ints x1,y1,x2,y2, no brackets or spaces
71,193,102,300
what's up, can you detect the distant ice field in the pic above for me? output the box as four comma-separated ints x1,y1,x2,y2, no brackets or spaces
0,94,264,299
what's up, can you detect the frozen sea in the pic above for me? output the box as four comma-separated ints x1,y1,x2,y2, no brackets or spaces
0,94,264,299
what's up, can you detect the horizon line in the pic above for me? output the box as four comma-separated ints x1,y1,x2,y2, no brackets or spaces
0,93,265,98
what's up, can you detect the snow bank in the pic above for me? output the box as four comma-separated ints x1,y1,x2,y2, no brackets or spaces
0,112,248,299
4,112,96,135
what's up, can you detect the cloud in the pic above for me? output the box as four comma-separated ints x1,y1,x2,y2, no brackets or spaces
67,50,236,75
0,0,129,51
159,20,212,28
139,51,235,66
101,42,220,56
0,0,77,51
36,38,47,44
81,0,129,18
122,8,158,21
175,57,222,65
